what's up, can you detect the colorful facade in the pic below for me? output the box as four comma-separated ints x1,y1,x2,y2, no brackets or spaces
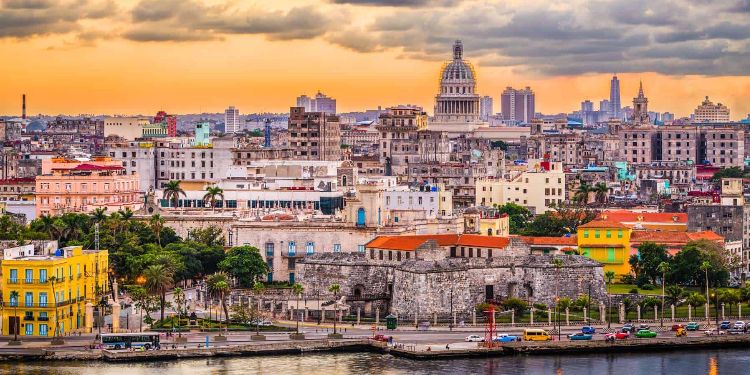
1,244,108,337
576,220,632,279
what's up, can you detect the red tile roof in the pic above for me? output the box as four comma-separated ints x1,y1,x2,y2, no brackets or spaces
365,234,510,251
630,230,724,245
519,236,577,246
578,220,631,229
599,210,687,224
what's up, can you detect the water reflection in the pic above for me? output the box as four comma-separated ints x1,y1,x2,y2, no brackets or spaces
1,350,749,375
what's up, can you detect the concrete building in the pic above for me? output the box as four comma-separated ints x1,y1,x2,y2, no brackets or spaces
35,157,142,216
102,116,150,140
288,107,341,161
1,243,108,337
475,161,565,214
501,86,535,125
311,92,336,115
153,111,177,138
224,106,240,134
375,105,428,176
610,74,621,119
296,95,312,112
694,96,730,123
480,96,493,121
430,40,482,133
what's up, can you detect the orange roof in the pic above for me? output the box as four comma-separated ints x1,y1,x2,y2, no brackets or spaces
578,220,631,229
630,230,724,245
519,236,577,246
365,234,510,251
599,210,687,224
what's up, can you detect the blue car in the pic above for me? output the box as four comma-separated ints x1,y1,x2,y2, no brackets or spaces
568,333,593,340
581,326,596,334
494,334,519,343
720,321,731,330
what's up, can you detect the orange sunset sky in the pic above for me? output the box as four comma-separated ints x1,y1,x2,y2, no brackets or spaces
2,0,750,119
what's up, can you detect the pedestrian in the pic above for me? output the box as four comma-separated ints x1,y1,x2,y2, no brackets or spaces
445,344,450,350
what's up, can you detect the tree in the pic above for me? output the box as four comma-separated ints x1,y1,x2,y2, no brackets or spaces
207,273,231,331
203,186,225,211
144,264,175,322
685,292,707,309
35,214,56,240
252,281,266,336
495,203,532,234
127,285,158,332
665,285,685,307
522,206,598,237
593,182,608,205
91,208,108,224
630,242,670,285
719,289,741,316
189,226,225,246
162,180,186,208
700,260,711,314
9,290,18,342
149,214,165,246
292,283,304,334
329,283,341,335
574,181,591,205
605,270,616,285
219,246,268,287
230,303,258,325
657,261,669,327
669,240,729,287
556,297,572,311
711,167,745,182
502,297,528,316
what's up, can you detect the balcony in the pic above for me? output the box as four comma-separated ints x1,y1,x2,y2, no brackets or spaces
22,279,49,285
23,316,34,321
0,300,74,308
6,279,18,284
281,250,304,258
38,316,49,321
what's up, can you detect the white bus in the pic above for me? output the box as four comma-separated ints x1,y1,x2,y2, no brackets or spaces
101,333,161,350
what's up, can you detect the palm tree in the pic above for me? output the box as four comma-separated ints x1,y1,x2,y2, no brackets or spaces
162,180,186,208
49,276,61,339
51,218,71,243
665,285,685,307
292,283,304,334
144,264,175,323
700,260,711,319
203,186,225,211
574,181,591,206
329,283,341,335
36,214,56,239
91,208,108,223
604,270,615,328
658,261,669,327
207,273,231,331
593,182,608,205
9,290,18,342
149,214,165,246
252,281,265,336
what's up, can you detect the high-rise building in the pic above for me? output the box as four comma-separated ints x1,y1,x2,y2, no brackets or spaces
312,92,336,114
599,99,611,114
480,96,493,121
288,107,341,161
581,100,594,113
630,81,650,125
609,74,621,119
296,95,312,111
224,106,240,133
501,86,535,125
694,96,730,123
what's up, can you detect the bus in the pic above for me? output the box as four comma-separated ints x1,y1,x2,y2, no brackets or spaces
100,333,161,350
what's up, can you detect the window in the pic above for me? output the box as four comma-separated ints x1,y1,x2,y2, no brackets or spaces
25,292,33,307
288,241,296,256
25,324,33,336
39,324,48,336
583,230,589,238
358,245,365,253
617,230,623,239
265,242,274,257
9,269,17,283
25,269,32,283
306,242,315,255
606,230,611,238
595,230,600,238
39,292,47,307
9,293,17,307
333,244,341,253
582,248,591,257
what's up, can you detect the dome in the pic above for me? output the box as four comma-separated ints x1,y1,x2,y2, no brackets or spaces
26,120,45,132
440,40,476,82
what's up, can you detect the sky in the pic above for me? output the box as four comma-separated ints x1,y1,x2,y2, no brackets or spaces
2,0,750,119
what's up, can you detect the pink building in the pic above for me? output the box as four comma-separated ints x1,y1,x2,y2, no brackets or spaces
36,157,142,216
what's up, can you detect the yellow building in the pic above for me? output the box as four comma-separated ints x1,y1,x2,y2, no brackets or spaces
576,220,632,279
1,244,108,337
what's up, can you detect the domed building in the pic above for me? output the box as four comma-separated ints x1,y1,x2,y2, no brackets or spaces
430,40,482,133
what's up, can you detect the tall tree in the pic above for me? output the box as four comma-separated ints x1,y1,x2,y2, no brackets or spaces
207,272,231,328
203,186,225,211
630,242,670,285
329,283,341,335
495,203,532,234
149,214,165,246
162,180,186,208
593,182,608,205
574,181,591,205
144,264,175,322
219,246,268,287
91,208,108,224
292,283,304,334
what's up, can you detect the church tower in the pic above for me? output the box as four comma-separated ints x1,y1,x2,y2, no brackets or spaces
630,81,650,126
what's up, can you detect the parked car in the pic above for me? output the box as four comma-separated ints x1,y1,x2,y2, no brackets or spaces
466,335,484,342
638,324,651,331
686,322,700,331
622,323,635,333
671,324,685,331
704,329,725,336
372,334,391,342
252,320,273,327
605,331,630,341
720,321,731,330
494,334,519,343
581,326,596,334
727,328,744,335
635,329,657,338
733,321,745,329
568,333,593,341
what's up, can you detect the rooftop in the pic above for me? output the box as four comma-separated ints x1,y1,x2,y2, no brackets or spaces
365,234,510,252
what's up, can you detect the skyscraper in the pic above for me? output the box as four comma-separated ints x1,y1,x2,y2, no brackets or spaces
581,100,594,113
312,92,336,114
599,99,611,114
480,96,493,121
296,95,312,111
609,74,621,119
224,106,240,133
501,86,535,124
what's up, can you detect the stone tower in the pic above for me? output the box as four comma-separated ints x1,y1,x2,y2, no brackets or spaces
630,81,650,126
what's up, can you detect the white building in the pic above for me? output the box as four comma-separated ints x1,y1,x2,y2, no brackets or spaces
224,106,240,134
102,116,150,140
475,160,566,214
480,96,493,121
694,96,730,123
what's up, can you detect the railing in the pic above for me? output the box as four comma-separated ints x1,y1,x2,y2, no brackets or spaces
22,279,49,285
23,316,34,321
0,300,76,308
38,316,49,321
6,279,18,284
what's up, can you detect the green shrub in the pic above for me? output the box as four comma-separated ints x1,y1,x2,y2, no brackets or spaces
629,288,639,294
640,284,655,290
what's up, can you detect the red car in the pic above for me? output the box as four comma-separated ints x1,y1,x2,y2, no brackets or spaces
606,331,630,340
372,334,390,342
671,324,685,331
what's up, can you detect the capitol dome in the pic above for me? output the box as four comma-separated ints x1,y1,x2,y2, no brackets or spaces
440,41,476,82
25,119,46,132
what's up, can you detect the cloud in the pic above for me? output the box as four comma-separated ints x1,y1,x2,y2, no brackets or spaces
123,0,338,42
0,0,116,38
328,0,461,6
323,0,750,76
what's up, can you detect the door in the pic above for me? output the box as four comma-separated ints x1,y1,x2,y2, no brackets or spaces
8,316,19,336
485,285,494,302
357,208,365,226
